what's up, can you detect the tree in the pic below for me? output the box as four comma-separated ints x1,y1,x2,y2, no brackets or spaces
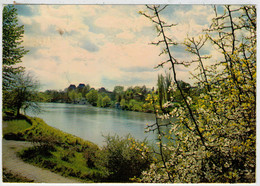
157,74,165,111
120,99,127,110
68,90,82,103
3,5,28,90
82,84,91,96
156,73,175,112
164,72,172,101
113,86,124,102
140,85,148,101
3,72,40,117
102,96,111,107
86,90,98,106
97,94,103,107
133,86,142,101
124,87,134,101
138,5,256,183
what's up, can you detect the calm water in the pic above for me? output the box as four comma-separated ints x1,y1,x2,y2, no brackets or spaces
28,103,157,146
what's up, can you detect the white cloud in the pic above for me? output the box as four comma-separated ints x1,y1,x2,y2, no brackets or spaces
116,31,135,40
18,4,220,91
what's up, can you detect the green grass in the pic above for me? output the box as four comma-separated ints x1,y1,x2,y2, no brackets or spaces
14,116,107,182
3,120,31,135
20,117,96,147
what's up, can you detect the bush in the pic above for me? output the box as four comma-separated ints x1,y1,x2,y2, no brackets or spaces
98,135,152,182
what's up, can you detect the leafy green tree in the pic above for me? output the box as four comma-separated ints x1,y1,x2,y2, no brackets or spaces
120,99,127,110
102,96,111,107
157,74,166,111
113,86,124,102
97,94,103,107
35,92,52,102
86,90,98,106
140,85,148,101
3,5,28,90
133,86,142,101
124,87,134,101
68,90,82,103
128,99,137,110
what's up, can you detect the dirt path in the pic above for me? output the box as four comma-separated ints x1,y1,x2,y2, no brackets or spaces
2,139,81,183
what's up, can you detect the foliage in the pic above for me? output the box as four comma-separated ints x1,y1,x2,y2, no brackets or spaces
68,90,82,103
3,71,40,117
139,5,256,183
98,135,152,182
113,86,124,102
97,94,103,107
2,5,28,90
36,84,156,112
86,90,98,106
102,96,111,107
34,92,52,102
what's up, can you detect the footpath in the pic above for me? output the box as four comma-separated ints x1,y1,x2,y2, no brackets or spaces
2,139,81,183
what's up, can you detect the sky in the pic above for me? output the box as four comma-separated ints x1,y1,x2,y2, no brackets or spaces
14,4,218,91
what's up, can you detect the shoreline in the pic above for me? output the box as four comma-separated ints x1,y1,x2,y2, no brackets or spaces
28,102,157,147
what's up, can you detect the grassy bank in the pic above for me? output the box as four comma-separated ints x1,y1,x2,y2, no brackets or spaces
3,115,152,183
3,119,31,134
3,116,106,182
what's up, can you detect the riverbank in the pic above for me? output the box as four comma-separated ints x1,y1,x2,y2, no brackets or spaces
3,116,106,182
27,102,156,146
3,115,152,183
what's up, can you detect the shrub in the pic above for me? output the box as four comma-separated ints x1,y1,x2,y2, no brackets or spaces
98,135,152,182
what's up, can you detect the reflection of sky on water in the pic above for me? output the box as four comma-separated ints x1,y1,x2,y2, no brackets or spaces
28,103,158,146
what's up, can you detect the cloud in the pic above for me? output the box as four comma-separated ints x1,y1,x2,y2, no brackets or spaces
16,4,220,91
15,5,37,17
79,39,100,52
116,31,135,40
121,66,156,73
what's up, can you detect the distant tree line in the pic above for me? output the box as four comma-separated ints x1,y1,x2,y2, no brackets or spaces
36,76,195,113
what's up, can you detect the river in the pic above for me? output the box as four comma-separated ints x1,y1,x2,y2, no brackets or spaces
28,102,158,146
